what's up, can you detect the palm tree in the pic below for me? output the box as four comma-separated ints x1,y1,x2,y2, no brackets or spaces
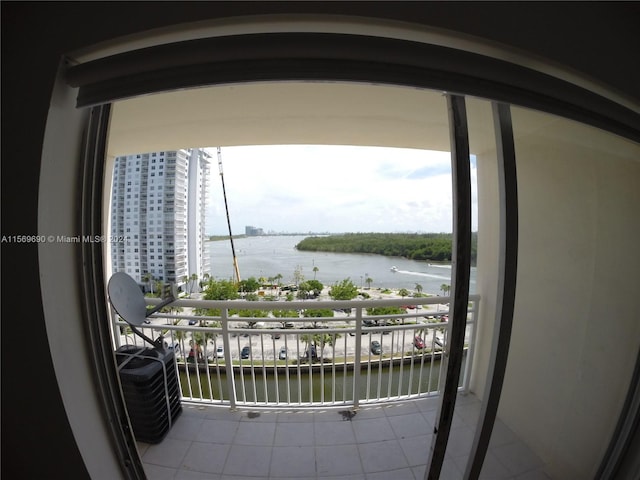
293,265,304,286
440,284,451,296
313,266,319,279
322,333,342,360
142,272,154,294
365,276,373,289
415,283,423,294
300,333,314,362
190,273,198,294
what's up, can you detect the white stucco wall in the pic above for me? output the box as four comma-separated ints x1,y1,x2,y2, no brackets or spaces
39,67,125,479
495,107,640,478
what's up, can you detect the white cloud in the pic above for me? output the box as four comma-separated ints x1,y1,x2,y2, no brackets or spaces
206,145,477,235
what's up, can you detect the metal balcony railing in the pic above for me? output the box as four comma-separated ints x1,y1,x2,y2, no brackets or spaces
111,295,479,410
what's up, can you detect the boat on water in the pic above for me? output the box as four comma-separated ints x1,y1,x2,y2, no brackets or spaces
390,266,398,272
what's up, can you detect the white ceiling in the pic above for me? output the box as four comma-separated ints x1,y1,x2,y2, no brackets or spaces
108,82,456,157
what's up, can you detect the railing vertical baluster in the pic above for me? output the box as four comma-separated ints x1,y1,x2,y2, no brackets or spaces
272,334,280,405
221,308,236,409
417,327,426,396
284,335,291,404
260,332,268,404
236,334,247,404
342,333,348,403
213,337,224,404
427,328,436,395
396,330,405,398
296,331,302,405
407,328,415,397
384,331,391,400
331,335,337,404
249,335,258,405
308,333,314,405
203,337,213,402
353,307,362,409
320,334,325,404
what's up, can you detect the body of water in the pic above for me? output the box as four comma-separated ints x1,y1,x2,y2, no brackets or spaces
207,235,476,294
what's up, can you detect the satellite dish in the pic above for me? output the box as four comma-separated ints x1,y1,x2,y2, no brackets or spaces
108,272,148,327
108,272,176,349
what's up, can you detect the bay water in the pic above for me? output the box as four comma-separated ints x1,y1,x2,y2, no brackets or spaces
207,235,476,294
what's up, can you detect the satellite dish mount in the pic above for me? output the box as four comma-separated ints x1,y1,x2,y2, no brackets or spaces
108,272,177,350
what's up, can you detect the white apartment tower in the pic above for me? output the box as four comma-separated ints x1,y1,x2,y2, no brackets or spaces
110,149,211,290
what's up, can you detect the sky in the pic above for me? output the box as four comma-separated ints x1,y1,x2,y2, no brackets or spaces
206,145,477,235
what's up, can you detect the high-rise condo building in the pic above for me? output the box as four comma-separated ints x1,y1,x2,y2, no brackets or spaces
109,148,211,291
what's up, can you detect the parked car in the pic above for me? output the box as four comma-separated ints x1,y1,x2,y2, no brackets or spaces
413,336,425,349
241,346,251,359
279,346,287,360
370,340,382,355
303,345,318,360
215,345,224,358
188,319,198,326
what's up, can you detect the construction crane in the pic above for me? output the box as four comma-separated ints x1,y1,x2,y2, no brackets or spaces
217,147,241,283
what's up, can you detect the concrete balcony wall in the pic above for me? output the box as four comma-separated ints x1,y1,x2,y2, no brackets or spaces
497,107,640,478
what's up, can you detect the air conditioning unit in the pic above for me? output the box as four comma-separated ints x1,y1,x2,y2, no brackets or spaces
115,345,182,444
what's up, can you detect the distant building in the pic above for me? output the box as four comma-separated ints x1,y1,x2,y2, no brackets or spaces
245,225,265,236
110,148,211,290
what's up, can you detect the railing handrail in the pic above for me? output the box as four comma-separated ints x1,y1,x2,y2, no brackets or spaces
144,294,479,311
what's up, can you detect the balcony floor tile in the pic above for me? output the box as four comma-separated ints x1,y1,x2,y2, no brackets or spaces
140,394,549,480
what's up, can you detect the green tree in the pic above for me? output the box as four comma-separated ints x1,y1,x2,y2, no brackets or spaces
317,332,341,361
297,281,312,299
189,273,198,294
300,333,316,362
297,279,323,299
272,309,299,328
415,283,423,294
238,277,260,295
365,276,373,289
440,284,451,296
204,279,239,300
201,279,240,316
329,278,359,300
303,308,334,328
322,332,342,360
398,288,410,298
238,309,268,329
367,306,406,325
312,266,319,279
142,272,154,294
307,279,323,295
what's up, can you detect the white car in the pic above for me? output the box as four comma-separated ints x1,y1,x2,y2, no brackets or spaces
279,346,287,360
215,345,224,358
